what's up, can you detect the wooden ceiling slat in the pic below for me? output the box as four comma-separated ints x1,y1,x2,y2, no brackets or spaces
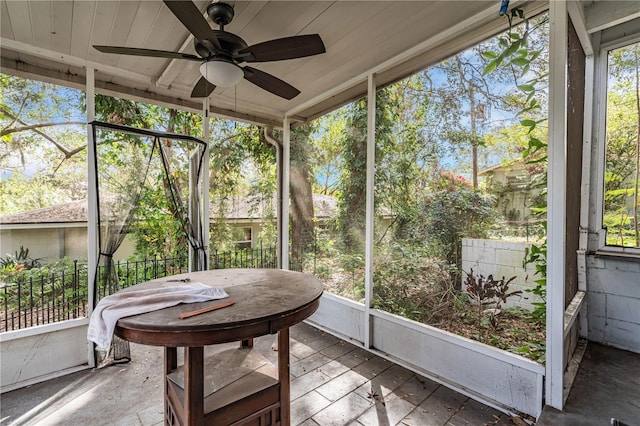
87,1,120,65
69,1,96,59
1,1,14,40
4,0,33,45
51,1,73,55
115,1,166,73
28,1,53,51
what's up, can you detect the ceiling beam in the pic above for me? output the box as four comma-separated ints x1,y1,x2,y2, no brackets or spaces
1,38,162,88
568,1,594,55
2,55,281,126
155,5,211,89
584,0,640,33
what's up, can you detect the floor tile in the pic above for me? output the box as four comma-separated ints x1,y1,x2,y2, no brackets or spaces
291,351,334,377
291,390,333,425
291,369,332,400
316,369,370,401
312,393,374,426
357,393,417,426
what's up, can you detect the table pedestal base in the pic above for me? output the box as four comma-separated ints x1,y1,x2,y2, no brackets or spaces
163,329,290,426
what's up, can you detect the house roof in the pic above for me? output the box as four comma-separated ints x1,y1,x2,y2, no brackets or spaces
0,200,89,225
478,162,528,176
0,194,338,226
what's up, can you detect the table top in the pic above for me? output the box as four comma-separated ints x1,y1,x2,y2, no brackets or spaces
114,268,323,347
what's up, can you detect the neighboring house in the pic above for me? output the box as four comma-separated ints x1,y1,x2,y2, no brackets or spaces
479,162,541,223
212,193,338,249
0,194,339,261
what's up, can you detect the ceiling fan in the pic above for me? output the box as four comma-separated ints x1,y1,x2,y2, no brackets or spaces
93,1,326,100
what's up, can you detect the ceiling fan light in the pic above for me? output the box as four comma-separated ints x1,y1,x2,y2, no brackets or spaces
200,60,244,87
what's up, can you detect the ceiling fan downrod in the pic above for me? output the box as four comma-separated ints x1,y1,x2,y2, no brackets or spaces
207,2,235,30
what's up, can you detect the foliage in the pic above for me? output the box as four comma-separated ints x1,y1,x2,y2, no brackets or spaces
523,234,547,322
483,8,549,325
464,269,521,330
419,188,497,268
603,42,640,247
0,246,42,271
373,246,458,322
1,74,88,214
336,89,398,252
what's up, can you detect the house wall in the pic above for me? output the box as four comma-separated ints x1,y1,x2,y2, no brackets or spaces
0,226,135,262
483,168,537,222
0,228,64,261
461,238,542,311
586,255,640,353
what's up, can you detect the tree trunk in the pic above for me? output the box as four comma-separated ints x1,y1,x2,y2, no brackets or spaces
289,128,316,257
290,165,315,252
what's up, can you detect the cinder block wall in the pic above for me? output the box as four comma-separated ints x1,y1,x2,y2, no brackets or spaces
587,255,640,353
461,238,542,311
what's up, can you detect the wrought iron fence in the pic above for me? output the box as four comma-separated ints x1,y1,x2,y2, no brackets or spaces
1,261,89,332
1,246,284,332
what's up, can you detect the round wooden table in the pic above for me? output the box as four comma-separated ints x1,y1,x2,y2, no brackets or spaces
114,269,323,426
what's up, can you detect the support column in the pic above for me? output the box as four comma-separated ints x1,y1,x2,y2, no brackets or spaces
364,73,376,349
86,67,97,368
281,117,291,270
202,100,210,270
546,0,568,410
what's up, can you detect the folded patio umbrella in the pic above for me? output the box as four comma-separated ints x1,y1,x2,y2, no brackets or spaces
88,282,228,351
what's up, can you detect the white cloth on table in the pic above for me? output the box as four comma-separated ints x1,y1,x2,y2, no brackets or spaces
88,282,228,351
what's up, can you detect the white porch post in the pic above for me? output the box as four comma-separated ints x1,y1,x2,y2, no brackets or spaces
364,73,376,348
547,0,568,410
202,99,210,269
281,117,291,270
86,67,97,368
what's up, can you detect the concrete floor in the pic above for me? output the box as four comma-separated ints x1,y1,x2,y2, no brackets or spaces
1,322,515,426
537,342,640,426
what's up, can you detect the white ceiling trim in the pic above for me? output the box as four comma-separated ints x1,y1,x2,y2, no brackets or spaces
585,0,640,33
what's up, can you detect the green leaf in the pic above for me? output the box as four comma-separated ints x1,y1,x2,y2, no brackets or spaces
520,119,536,127
518,84,535,92
481,51,498,59
483,58,501,76
504,39,522,57
511,57,530,66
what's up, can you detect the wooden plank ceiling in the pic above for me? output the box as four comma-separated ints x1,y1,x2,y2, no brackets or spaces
2,0,510,127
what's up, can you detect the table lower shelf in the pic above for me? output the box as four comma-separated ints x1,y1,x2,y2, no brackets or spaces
166,348,281,425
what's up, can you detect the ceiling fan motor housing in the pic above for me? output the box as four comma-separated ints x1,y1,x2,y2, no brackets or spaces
194,31,247,60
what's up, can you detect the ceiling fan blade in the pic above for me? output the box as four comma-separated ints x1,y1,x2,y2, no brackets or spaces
163,0,221,51
238,34,325,63
191,77,216,98
94,45,201,61
242,66,300,100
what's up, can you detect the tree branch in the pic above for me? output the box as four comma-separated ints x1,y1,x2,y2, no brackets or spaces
1,106,73,157
1,120,85,137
